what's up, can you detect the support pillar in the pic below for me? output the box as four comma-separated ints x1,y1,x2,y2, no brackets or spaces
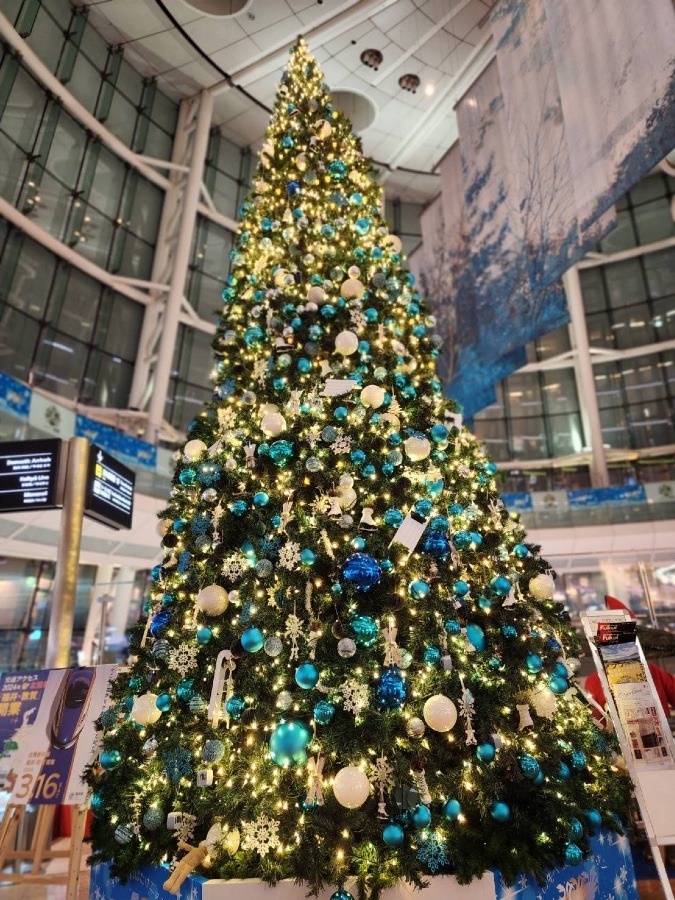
563,266,609,488
80,564,115,666
130,90,214,442
108,566,137,649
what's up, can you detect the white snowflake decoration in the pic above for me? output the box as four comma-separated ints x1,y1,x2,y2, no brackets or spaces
331,431,352,455
175,813,197,843
168,643,200,677
306,424,322,448
241,814,280,857
341,678,370,715
278,541,301,570
222,554,249,582
312,494,332,516
350,308,366,329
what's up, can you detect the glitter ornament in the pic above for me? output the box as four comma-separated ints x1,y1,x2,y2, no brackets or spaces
333,765,370,808
337,637,357,658
264,636,283,656
99,749,121,771
313,700,335,725
375,666,407,709
348,615,379,647
342,553,382,591
197,585,229,616
565,843,583,866
403,436,431,461
529,572,555,599
335,331,359,355
423,695,457,732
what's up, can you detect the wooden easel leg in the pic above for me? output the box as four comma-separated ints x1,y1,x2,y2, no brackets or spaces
0,804,21,871
31,805,55,873
66,805,88,900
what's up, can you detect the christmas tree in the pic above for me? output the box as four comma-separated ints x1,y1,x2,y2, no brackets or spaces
89,39,628,896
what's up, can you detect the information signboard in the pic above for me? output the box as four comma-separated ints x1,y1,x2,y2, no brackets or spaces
84,444,134,530
0,438,64,513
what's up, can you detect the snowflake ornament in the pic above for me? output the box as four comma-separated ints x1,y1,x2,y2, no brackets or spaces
222,554,249,582
278,541,301,570
168,643,200,677
331,431,352,455
416,831,449,873
341,678,370,716
241,814,281,857
306,424,322,448
350,308,366,329
175,813,197,843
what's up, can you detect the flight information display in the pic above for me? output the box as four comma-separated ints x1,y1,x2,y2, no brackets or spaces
0,439,64,512
84,445,134,530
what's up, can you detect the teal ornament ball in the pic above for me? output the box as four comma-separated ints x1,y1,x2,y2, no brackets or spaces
408,579,430,600
478,595,493,611
384,508,404,527
519,754,540,780
114,824,134,845
156,693,172,712
301,549,316,566
430,424,448,443
526,653,543,673
178,468,196,486
99,749,121,771
229,500,247,517
376,666,407,709
196,626,212,645
176,679,195,701
351,537,366,551
490,801,510,823
349,615,379,647
202,739,226,763
557,761,571,781
241,627,264,652
268,440,294,467
90,792,106,817
513,543,529,558
444,619,461,635
570,750,587,769
549,674,569,695
476,742,495,763
422,531,450,560
443,799,461,821
225,695,246,720
423,646,441,665
501,624,517,640
382,821,405,848
342,553,382,592
490,575,511,596
565,843,583,866
269,719,313,768
295,661,319,689
313,700,335,725
453,531,472,550
553,661,569,679
412,804,432,828
533,770,545,786
466,623,486,652
142,808,163,831
568,817,584,841
584,809,602,832
453,580,470,597
330,891,354,900
253,491,269,507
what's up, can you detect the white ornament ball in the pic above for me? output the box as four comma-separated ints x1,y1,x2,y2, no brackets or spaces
360,384,386,409
225,458,237,471
338,488,357,510
295,152,308,171
277,690,293,710
307,285,325,304
423,694,458,732
404,436,432,461
380,413,401,432
529,573,555,600
197,584,229,616
315,119,332,139
223,827,240,855
338,475,354,491
384,234,403,254
183,439,206,461
260,412,287,437
347,266,361,278
333,765,370,808
306,301,318,312
340,278,365,299
131,693,162,726
274,269,288,287
335,331,359,355
406,717,426,739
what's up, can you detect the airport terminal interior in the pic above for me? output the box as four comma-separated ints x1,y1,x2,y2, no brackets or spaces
0,0,673,897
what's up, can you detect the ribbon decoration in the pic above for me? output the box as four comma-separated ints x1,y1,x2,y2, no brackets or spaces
382,622,403,667
305,753,325,807
208,649,237,728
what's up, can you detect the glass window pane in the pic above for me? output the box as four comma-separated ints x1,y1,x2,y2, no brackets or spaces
0,307,40,381
166,381,211,431
630,174,667,205
103,90,137,146
32,327,88,399
580,267,607,313
110,230,154,280
4,237,56,318
124,174,163,243
651,296,675,340
215,135,242,179
509,417,547,459
633,198,675,245
504,372,543,417
212,174,239,219
188,271,222,320
598,209,635,252
604,258,647,308
116,59,144,105
600,405,629,448
68,202,115,269
150,90,178,134
79,21,109,70
1,65,46,151
620,358,666,403
178,328,215,387
628,400,673,449
541,369,578,415
47,267,99,344
547,412,584,455
81,350,134,408
66,52,101,113
24,6,64,73
143,121,173,160
196,219,232,281
93,292,143,360
0,130,27,204
44,110,87,189
473,418,509,461
643,249,675,298
594,363,623,410
18,167,72,239
610,303,656,350
86,145,125,219
535,325,570,359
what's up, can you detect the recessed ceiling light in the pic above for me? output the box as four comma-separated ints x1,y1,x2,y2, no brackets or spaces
360,49,383,70
398,73,420,93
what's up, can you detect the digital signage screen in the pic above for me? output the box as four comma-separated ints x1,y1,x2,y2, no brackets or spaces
84,445,134,530
0,439,64,513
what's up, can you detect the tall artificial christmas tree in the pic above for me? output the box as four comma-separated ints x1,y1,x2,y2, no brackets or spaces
89,39,627,897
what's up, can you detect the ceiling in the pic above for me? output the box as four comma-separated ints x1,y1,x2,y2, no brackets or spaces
77,0,496,202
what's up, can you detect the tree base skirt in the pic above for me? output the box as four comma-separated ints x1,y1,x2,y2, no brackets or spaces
90,832,638,900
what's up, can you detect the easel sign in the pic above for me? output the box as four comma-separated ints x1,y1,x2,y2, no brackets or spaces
0,664,117,900
581,612,675,900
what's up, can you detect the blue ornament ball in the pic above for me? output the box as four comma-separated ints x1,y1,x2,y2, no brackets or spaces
412,804,432,828
196,626,212,645
443,799,461,821
349,615,380,647
313,700,335,725
423,646,441,665
202,740,226,763
490,575,512,596
143,808,164,831
444,619,461,635
241,627,264,652
382,821,405,848
565,843,583,866
422,531,450,560
225,695,246,720
156,693,172,712
549,675,569,695
90,792,106,817
330,891,354,900
376,666,407,709
269,719,313,768
490,802,510,823
501,625,517,640
342,553,382,592
557,761,571,781
466,623,486,652
408,579,430,600
99,749,121,771
584,809,602,832
570,750,587,769
519,754,540,780
476,743,495,763
526,653,543,673
295,661,320,690
568,817,584,841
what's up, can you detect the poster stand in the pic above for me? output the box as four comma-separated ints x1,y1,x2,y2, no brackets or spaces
0,802,87,898
581,611,675,900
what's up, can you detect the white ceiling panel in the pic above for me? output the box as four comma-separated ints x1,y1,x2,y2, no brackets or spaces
184,18,248,55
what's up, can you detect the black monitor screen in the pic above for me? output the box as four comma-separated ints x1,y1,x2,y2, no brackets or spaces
85,445,135,530
0,439,63,513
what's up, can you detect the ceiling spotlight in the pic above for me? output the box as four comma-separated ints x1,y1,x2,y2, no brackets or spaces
398,73,420,94
360,48,383,70
424,83,435,97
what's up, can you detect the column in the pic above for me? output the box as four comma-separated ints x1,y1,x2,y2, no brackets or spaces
563,265,609,487
79,563,115,666
108,566,137,650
